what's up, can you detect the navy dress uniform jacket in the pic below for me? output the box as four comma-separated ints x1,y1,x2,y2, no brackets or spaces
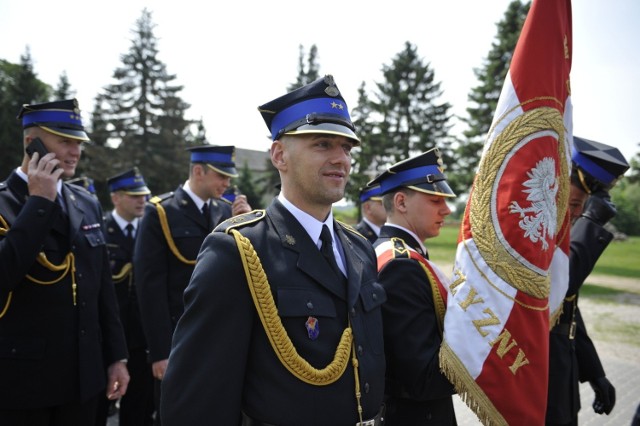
161,199,386,426
0,171,127,409
546,217,611,423
105,211,146,352
374,226,456,425
134,185,231,363
355,219,377,244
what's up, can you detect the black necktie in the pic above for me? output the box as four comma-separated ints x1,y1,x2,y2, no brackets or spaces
320,225,342,277
125,223,134,240
202,202,211,230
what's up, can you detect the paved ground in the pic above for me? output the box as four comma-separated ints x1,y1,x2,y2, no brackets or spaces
108,273,640,425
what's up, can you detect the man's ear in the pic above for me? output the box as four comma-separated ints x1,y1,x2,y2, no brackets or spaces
271,141,287,170
394,192,407,212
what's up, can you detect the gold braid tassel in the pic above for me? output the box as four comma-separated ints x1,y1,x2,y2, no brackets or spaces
231,229,352,385
151,200,196,265
0,214,78,318
112,262,133,283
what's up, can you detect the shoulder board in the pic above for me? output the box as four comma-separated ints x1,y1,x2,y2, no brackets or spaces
0,182,7,191
214,209,266,234
390,237,411,259
149,192,174,205
219,197,232,205
337,220,367,240
65,182,91,196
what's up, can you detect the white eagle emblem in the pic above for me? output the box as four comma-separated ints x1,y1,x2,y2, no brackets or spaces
508,157,558,250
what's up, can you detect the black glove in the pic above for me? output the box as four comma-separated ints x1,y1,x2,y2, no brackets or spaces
582,190,617,226
590,376,616,415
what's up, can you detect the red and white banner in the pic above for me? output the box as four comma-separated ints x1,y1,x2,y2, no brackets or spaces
440,0,573,424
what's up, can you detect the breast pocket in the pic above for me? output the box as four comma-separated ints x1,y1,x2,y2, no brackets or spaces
171,226,204,258
277,288,337,318
83,229,106,247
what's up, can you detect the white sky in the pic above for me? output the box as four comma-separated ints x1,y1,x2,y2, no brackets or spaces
1,0,638,165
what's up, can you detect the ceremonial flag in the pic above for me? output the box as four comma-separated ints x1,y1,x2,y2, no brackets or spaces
440,0,573,424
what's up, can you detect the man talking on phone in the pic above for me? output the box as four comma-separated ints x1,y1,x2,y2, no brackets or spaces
0,99,129,426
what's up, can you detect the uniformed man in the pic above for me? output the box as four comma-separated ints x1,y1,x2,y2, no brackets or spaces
546,136,629,425
134,144,250,425
369,148,458,425
0,99,129,425
97,168,154,425
161,75,386,425
355,184,386,243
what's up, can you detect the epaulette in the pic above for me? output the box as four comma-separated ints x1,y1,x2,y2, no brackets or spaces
65,181,91,196
149,192,174,205
390,237,411,259
214,209,266,234
337,220,367,240
0,182,7,191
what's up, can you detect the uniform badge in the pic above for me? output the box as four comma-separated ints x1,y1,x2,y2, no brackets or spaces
285,235,296,246
305,316,319,340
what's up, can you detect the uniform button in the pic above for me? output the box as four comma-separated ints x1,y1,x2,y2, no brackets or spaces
372,293,378,301
81,301,86,308
71,245,76,250
358,345,363,356
80,329,86,336
11,348,17,355
350,308,356,317
37,208,46,216
306,301,314,310
364,382,370,394
77,273,83,279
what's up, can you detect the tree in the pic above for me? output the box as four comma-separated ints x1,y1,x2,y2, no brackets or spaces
236,161,263,209
287,44,320,91
369,41,454,168
452,0,530,194
0,49,51,177
53,71,74,100
347,81,388,209
84,8,196,204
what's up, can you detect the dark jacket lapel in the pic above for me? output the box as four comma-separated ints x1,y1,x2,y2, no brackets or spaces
268,200,347,300
335,223,364,308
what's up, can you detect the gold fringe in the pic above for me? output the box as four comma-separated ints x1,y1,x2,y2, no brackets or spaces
439,343,508,426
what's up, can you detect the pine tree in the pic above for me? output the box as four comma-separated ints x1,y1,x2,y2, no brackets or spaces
288,44,320,91
0,49,51,177
84,8,195,200
370,41,454,167
452,0,530,194
53,71,74,100
236,161,262,209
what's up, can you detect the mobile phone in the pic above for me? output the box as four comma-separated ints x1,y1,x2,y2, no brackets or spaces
26,138,58,170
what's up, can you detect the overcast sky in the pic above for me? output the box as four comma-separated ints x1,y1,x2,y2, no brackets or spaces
1,0,638,167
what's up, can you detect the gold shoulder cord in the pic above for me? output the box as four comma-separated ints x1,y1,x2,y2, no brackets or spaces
151,199,196,266
112,262,133,284
0,214,77,319
229,228,365,423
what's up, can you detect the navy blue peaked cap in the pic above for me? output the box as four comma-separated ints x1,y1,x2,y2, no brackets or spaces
187,145,238,178
17,98,89,141
368,148,456,198
107,167,151,195
571,136,629,193
258,75,360,144
359,185,384,202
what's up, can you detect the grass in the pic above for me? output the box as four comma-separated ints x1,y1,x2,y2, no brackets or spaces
425,223,640,281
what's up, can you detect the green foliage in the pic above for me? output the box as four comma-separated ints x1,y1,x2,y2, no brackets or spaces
82,8,196,206
610,179,640,236
0,49,51,178
288,44,320,91
451,0,530,195
348,42,454,205
424,224,459,265
236,161,263,209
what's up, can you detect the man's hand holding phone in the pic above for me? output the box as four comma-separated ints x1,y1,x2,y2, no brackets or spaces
25,137,63,201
